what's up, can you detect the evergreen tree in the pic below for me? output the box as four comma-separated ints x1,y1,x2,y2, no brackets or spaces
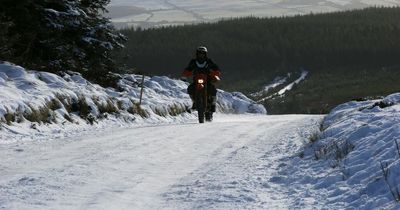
0,0,125,86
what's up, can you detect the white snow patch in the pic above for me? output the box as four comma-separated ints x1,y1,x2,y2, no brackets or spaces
255,70,308,103
277,70,308,95
250,76,287,97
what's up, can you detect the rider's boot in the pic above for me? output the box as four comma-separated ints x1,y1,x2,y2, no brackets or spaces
210,96,217,112
205,112,213,122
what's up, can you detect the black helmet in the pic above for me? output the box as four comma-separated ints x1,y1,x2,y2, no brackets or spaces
196,46,208,54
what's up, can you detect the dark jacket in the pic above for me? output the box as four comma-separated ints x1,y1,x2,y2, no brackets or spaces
182,58,221,80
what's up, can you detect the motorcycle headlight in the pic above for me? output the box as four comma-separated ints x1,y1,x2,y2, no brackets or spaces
197,79,204,84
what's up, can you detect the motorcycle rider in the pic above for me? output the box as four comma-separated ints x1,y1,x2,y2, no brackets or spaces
181,46,221,118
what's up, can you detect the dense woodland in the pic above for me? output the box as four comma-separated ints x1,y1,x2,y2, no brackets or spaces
117,7,400,113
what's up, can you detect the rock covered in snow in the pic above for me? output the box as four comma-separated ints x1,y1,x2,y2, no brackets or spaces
217,91,267,114
381,92,400,106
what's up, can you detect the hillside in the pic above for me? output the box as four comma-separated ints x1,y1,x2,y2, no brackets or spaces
107,0,400,29
0,62,265,142
116,7,400,114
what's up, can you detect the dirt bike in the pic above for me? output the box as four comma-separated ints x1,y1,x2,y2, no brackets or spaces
193,73,213,123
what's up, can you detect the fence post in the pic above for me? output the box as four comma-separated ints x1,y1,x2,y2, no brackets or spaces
139,74,145,106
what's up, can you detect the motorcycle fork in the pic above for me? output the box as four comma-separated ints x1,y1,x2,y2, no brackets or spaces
204,83,208,111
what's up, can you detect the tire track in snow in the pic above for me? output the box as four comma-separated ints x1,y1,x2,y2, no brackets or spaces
163,115,323,209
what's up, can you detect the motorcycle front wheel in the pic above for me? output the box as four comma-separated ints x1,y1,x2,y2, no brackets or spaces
198,111,205,123
196,94,205,123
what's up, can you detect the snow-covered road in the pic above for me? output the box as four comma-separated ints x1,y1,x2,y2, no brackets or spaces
0,114,322,210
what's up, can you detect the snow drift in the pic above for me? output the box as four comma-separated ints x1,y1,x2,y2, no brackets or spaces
312,94,400,208
271,94,400,209
0,62,265,142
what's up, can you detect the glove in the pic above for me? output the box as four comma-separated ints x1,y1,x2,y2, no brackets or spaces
211,76,221,84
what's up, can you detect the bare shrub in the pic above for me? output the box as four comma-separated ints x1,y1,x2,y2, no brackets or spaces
314,138,354,164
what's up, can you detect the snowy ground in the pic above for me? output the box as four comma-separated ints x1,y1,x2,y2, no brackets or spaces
0,114,322,210
3,62,400,209
267,94,400,209
108,0,400,28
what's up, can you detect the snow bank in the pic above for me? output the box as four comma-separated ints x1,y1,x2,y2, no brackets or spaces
217,91,266,114
272,94,400,209
0,62,265,142
313,94,400,208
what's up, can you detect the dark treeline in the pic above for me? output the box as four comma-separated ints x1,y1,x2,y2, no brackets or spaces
117,7,400,113
118,7,400,86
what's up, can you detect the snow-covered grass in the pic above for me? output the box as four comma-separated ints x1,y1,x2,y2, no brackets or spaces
267,93,400,209
0,62,265,142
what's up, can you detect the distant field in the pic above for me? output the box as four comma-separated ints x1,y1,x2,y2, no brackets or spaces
108,0,400,28
106,6,148,19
